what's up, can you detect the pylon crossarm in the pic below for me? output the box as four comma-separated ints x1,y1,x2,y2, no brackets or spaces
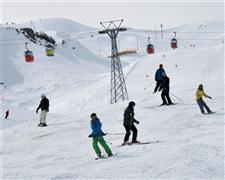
100,21,114,32
100,22,108,31
112,19,123,29
100,19,123,24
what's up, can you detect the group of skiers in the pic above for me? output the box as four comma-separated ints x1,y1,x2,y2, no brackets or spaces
153,63,213,114
35,94,140,158
33,63,214,158
88,101,139,158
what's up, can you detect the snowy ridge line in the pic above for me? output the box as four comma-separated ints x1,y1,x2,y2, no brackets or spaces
124,32,224,41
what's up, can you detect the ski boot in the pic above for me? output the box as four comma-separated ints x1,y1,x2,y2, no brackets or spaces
208,111,214,114
167,102,174,105
38,123,43,127
97,153,103,158
121,141,128,146
132,140,140,144
108,153,113,157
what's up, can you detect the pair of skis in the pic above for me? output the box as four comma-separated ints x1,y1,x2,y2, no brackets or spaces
195,111,216,117
117,140,160,147
145,103,178,109
95,153,117,160
95,141,160,160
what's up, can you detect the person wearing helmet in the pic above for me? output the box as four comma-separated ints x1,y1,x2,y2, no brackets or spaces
88,113,113,158
36,93,49,127
122,101,140,145
161,72,173,105
196,84,213,114
153,64,165,93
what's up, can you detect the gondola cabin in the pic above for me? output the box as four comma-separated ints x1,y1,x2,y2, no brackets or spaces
24,50,34,62
171,38,177,49
147,44,154,54
46,47,54,57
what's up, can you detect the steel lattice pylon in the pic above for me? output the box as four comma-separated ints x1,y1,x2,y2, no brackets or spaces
99,19,129,104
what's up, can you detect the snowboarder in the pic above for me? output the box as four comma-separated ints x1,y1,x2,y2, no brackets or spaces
36,93,49,127
196,84,213,114
161,72,173,105
88,113,113,158
153,64,165,93
122,101,140,145
5,110,9,119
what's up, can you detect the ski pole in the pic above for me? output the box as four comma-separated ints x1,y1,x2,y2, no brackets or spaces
106,133,123,135
170,92,184,102
106,141,113,145
144,81,155,90
170,96,177,103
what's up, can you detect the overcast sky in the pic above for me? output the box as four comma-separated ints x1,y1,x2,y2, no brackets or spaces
2,2,224,29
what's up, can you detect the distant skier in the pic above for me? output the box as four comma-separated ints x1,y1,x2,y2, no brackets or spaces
122,101,140,145
5,110,9,119
153,64,165,93
161,73,173,105
196,84,213,114
36,93,49,127
88,113,113,158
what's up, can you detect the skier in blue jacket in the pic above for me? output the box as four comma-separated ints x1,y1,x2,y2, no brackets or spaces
89,113,113,158
153,64,165,93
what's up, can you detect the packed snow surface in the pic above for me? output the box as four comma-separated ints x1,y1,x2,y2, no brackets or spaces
1,18,224,179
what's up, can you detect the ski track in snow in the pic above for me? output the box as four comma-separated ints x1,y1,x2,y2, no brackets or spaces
1,18,224,179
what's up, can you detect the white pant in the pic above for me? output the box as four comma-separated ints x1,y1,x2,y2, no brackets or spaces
40,110,48,124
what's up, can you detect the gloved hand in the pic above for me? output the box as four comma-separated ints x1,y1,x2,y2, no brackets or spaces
88,134,92,138
208,96,212,99
102,133,107,136
135,120,139,124
36,109,38,114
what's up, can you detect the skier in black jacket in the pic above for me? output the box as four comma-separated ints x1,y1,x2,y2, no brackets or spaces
161,73,173,105
122,101,140,145
36,93,49,127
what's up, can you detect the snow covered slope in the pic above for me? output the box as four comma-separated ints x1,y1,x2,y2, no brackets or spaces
1,19,110,116
1,18,224,179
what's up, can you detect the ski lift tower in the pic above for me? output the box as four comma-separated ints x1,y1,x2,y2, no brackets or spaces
99,19,129,104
